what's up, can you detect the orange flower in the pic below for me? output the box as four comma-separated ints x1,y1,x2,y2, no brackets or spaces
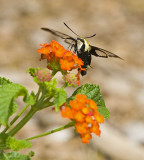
60,94,105,144
60,51,83,71
37,40,65,61
37,40,84,85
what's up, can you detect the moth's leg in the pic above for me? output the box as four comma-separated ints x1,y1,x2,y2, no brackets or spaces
74,44,77,53
67,44,71,50
70,44,74,51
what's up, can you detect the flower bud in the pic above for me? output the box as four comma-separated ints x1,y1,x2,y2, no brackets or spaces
63,73,78,87
36,68,52,82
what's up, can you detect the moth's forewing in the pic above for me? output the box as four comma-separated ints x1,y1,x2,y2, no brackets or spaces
41,28,76,40
90,45,123,59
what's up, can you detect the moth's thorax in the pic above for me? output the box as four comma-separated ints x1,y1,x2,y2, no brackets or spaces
84,38,90,52
77,38,90,52
77,38,83,51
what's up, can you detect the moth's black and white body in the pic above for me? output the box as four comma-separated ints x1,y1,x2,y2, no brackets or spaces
41,23,122,76
75,38,92,75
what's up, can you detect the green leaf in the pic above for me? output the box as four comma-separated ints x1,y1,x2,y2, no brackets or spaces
54,88,67,112
0,151,33,160
9,102,17,117
24,93,36,106
0,83,28,126
70,83,110,119
97,107,110,119
6,137,32,151
0,77,12,85
26,67,41,77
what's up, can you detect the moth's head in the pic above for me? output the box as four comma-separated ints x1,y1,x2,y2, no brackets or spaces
77,37,90,51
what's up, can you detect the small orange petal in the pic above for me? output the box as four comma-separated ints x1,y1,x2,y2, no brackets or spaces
75,94,88,103
90,122,101,136
61,107,73,119
69,100,84,110
85,116,94,124
94,111,104,123
54,49,65,57
37,45,51,54
88,99,98,110
75,122,88,134
74,111,85,122
81,132,92,144
81,107,90,114
60,59,75,70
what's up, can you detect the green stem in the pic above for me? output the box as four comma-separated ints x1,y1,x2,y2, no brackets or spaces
8,107,38,136
26,122,74,141
51,70,57,77
7,96,54,136
35,86,41,101
2,104,30,133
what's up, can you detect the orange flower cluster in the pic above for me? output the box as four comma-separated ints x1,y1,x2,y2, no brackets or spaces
37,40,83,72
61,94,104,144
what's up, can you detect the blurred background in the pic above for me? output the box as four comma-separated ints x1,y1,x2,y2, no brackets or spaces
0,0,144,159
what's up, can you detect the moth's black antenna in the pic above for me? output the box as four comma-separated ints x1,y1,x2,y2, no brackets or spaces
85,34,96,39
64,22,79,37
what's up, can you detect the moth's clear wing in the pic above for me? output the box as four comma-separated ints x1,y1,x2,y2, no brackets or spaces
41,28,76,41
90,45,123,60
64,38,76,45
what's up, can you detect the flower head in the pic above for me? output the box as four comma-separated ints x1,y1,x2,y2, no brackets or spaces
37,41,65,60
61,94,104,144
37,40,84,85
60,51,83,71
36,68,52,82
63,73,78,87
